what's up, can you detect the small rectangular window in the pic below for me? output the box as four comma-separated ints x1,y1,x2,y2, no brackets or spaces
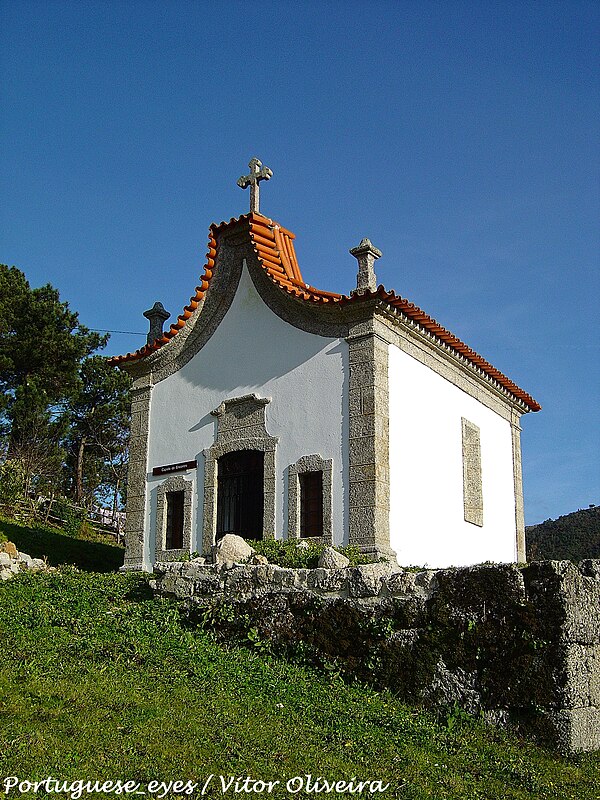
166,490,184,549
300,471,323,538
462,419,483,527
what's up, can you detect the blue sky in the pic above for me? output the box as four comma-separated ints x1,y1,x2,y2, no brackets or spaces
1,0,598,525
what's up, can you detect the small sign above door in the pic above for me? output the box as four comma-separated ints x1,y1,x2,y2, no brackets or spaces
152,460,197,476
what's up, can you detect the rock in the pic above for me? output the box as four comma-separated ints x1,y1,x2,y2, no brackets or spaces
249,553,269,565
18,552,33,567
347,562,393,597
0,569,12,581
0,552,11,567
0,541,18,558
29,558,47,572
212,534,255,565
191,556,206,565
318,546,350,570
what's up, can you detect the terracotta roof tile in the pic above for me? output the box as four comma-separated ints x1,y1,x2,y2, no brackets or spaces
109,213,540,412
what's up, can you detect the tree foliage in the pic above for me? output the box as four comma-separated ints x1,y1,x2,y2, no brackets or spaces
0,264,131,511
526,506,600,560
0,265,107,448
64,355,131,507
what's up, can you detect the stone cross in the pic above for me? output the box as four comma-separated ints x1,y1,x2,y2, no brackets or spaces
349,238,382,294
143,301,170,344
237,158,273,214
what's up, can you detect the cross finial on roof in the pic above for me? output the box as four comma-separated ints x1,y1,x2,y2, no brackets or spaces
237,157,273,214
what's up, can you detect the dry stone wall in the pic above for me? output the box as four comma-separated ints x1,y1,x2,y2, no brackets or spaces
151,558,600,754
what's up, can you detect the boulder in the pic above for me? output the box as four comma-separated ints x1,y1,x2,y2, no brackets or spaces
29,558,47,572
18,552,33,567
212,534,255,565
347,562,393,597
0,541,18,558
318,546,350,570
0,552,11,567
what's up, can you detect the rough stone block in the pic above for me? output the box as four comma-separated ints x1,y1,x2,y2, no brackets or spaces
293,569,310,589
386,570,422,597
348,389,362,414
349,463,388,483
349,414,376,439
125,494,146,513
349,480,377,508
192,573,222,596
348,563,393,598
349,361,376,388
348,507,376,544
308,567,348,594
348,340,375,365
174,577,192,597
252,564,279,588
360,385,376,414
317,547,350,570
348,436,375,467
561,644,594,708
590,645,600,707
550,707,600,754
224,567,255,596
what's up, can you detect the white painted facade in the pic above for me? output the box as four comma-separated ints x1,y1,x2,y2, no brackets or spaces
144,265,348,567
388,344,517,568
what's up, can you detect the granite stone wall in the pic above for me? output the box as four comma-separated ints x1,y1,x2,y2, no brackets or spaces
151,558,600,754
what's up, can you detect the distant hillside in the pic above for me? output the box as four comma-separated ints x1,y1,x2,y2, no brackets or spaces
526,505,600,561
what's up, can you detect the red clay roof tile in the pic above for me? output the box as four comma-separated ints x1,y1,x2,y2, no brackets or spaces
109,213,540,412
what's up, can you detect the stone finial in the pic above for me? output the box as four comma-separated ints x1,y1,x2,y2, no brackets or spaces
349,238,382,294
143,301,170,345
237,157,273,214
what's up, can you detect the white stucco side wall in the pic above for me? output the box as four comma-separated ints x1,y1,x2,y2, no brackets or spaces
388,343,517,568
144,264,348,564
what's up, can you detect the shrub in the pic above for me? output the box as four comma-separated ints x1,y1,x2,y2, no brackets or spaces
53,498,87,538
251,538,376,568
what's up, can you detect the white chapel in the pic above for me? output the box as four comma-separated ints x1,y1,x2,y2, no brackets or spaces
110,159,540,572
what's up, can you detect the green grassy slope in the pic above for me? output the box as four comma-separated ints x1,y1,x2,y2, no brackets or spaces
1,569,598,799
0,518,598,799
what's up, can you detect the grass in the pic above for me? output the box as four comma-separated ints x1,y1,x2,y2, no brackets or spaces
0,514,124,572
0,518,598,799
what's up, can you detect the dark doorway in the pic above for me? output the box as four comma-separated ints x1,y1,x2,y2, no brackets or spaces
216,450,264,540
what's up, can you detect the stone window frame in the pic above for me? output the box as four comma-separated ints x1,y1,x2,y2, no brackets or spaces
202,394,278,555
155,474,194,562
462,418,484,527
287,454,333,546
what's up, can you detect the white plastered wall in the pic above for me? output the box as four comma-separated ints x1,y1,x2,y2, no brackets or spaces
388,344,517,568
144,264,348,565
